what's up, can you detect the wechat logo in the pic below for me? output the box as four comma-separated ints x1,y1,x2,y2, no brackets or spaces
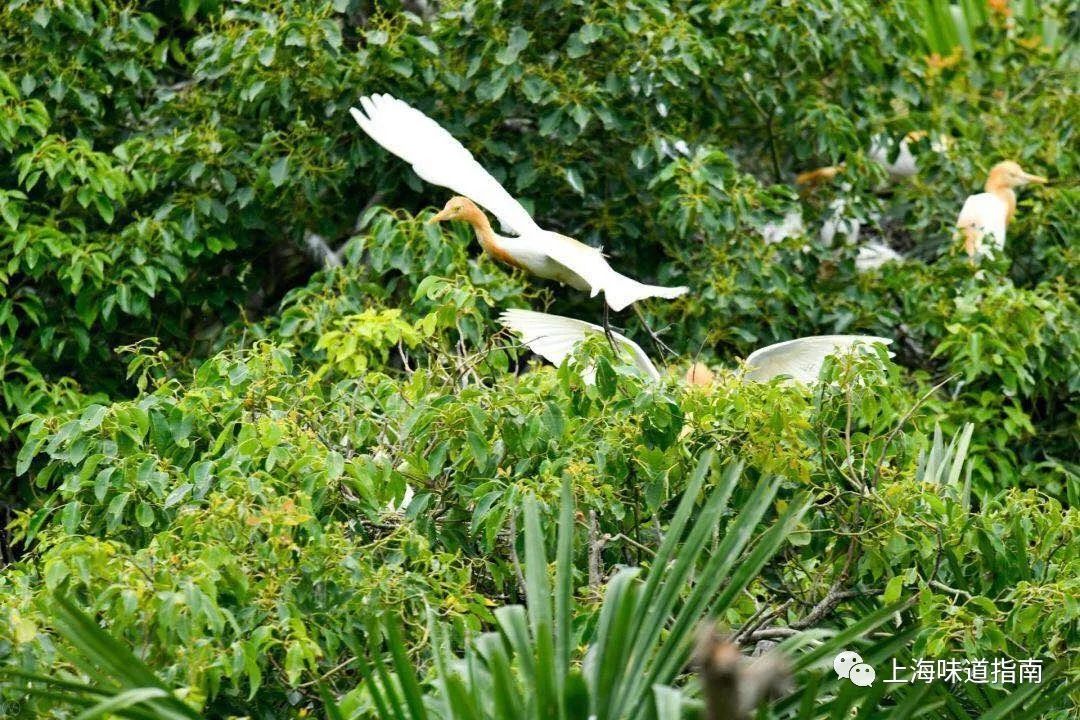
834,650,876,687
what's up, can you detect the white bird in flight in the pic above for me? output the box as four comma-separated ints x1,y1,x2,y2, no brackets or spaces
499,309,892,386
955,160,1046,259
349,94,688,313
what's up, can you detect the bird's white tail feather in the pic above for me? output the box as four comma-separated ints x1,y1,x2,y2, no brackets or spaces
602,272,688,312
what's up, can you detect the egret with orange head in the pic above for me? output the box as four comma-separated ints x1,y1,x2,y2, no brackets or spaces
955,160,1047,258
349,95,688,343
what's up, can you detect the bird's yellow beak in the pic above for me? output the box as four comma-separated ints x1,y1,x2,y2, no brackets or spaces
1022,172,1048,185
428,208,451,224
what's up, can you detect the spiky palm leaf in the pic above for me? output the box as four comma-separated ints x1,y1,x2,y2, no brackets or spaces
0,594,202,720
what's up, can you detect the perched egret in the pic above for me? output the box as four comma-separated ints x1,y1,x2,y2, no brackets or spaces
758,199,862,247
759,209,808,245
867,131,926,180
955,161,1047,259
778,140,922,271
349,95,688,315
797,131,950,186
499,309,892,386
758,196,898,275
855,241,904,272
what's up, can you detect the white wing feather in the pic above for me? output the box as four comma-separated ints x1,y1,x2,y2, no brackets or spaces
349,94,541,237
956,192,1008,254
499,309,660,382
745,335,893,384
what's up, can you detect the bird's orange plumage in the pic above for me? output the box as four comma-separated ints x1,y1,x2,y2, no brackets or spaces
433,197,524,269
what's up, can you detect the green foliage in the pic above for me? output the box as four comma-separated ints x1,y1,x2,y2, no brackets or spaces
334,459,820,720
1,1,1077,719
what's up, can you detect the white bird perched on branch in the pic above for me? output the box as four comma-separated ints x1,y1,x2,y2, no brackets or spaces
796,131,951,187
955,160,1046,259
855,241,904,272
499,309,892,386
349,94,688,317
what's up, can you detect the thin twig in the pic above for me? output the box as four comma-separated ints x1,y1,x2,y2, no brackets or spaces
929,580,973,601
606,532,657,558
297,655,357,688
871,373,959,487
736,76,782,182
588,511,602,589
508,512,526,600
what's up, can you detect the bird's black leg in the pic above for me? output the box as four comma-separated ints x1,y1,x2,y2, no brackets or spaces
633,304,675,358
602,302,617,352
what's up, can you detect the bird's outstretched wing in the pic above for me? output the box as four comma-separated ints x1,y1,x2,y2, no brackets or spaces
350,94,541,237
499,309,660,381
745,335,892,384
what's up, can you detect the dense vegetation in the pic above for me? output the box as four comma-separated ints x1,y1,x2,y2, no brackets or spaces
0,0,1076,718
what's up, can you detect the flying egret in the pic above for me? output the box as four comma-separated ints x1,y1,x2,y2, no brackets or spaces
955,160,1047,259
349,95,688,323
499,309,892,386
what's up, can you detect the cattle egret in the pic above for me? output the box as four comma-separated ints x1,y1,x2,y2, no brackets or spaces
855,241,904,272
349,95,688,313
955,161,1047,258
819,194,863,246
868,132,924,180
758,199,861,247
760,209,807,245
799,131,950,186
500,309,892,386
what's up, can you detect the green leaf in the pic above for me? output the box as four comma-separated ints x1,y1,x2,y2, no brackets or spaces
79,404,108,431
883,575,905,604
180,0,200,21
135,502,155,528
269,157,289,188
73,687,169,720
495,27,530,65
565,168,585,195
